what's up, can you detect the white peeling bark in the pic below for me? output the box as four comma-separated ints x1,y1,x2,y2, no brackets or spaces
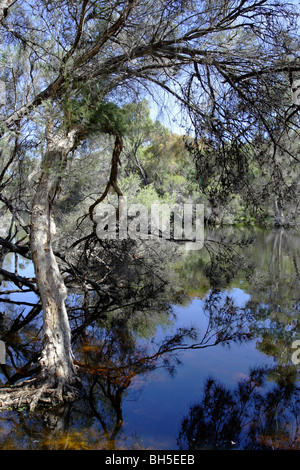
30,127,79,393
0,0,14,23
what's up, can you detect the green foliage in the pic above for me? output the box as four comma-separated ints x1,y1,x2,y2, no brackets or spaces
57,93,300,228
118,174,142,197
119,175,176,208
86,101,128,136
133,183,176,209
63,93,128,136
121,100,155,138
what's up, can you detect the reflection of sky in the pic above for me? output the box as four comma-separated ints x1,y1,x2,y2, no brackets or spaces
0,241,288,449
123,288,275,450
172,287,251,329
0,254,39,314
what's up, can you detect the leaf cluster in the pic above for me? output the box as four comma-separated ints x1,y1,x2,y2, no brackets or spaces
63,96,127,137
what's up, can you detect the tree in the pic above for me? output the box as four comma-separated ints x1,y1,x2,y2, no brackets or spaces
0,0,299,407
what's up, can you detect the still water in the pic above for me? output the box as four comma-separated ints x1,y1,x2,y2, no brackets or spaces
0,227,299,450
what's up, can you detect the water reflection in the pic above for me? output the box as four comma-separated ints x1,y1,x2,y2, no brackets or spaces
0,228,299,449
0,292,254,448
177,365,300,450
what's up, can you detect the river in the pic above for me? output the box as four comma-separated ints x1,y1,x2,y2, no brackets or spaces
0,227,299,450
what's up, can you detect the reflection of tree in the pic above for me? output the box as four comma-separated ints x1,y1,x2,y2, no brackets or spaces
202,228,254,290
0,319,245,449
0,277,256,449
55,283,255,450
244,229,300,369
0,223,255,390
74,323,210,449
2,227,300,449
201,290,252,347
0,301,42,387
177,365,300,450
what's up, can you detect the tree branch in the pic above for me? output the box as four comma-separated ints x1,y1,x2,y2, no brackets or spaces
0,237,31,259
0,267,38,292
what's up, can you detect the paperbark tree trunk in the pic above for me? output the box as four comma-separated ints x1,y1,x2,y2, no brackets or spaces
0,0,14,24
30,126,80,399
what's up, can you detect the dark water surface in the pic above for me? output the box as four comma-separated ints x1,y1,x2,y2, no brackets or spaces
0,227,300,450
